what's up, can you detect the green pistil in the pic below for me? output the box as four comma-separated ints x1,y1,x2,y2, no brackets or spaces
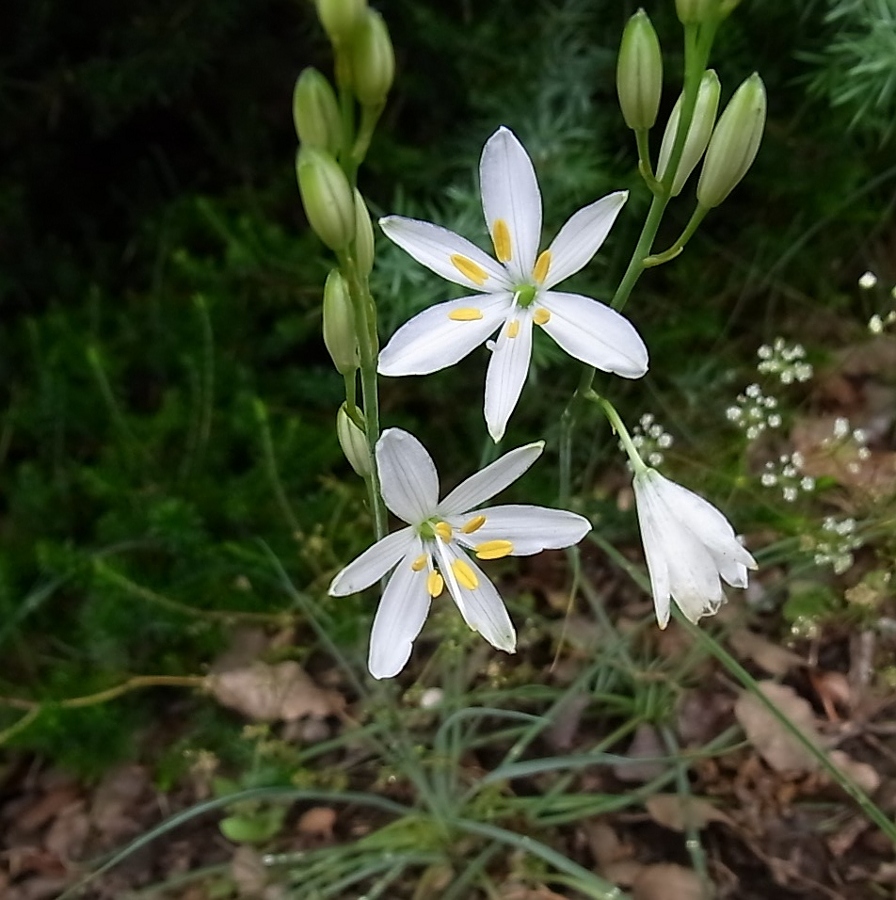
419,520,437,540
516,284,537,308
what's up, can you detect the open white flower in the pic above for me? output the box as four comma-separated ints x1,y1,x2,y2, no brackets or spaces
329,428,591,678
633,468,757,628
378,126,649,442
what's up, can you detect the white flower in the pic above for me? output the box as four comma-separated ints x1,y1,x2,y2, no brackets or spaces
328,428,591,679
377,126,648,441
632,468,757,628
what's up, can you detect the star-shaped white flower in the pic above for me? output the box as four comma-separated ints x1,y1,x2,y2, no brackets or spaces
633,468,757,628
378,126,649,442
328,428,591,679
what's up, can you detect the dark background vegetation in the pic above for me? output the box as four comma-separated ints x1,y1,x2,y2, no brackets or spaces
0,0,894,774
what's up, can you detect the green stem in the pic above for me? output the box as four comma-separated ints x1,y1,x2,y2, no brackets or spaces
340,252,387,541
644,204,709,267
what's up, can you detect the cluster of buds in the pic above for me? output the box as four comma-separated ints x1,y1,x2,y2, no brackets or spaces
756,338,813,384
624,412,674,468
760,451,815,503
726,383,781,441
616,6,765,209
812,516,862,575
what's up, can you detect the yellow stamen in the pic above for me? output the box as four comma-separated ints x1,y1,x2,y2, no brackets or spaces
507,319,520,339
435,521,453,541
461,514,487,534
427,571,444,597
533,249,552,283
450,254,488,285
451,558,479,590
447,307,484,321
492,218,512,262
533,308,551,326
411,554,428,572
475,539,514,560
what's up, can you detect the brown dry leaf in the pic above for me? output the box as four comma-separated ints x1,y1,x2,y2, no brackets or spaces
231,845,267,898
208,661,343,722
297,806,337,838
729,629,804,677
583,820,629,870
43,799,89,861
645,793,733,832
734,682,823,774
632,863,705,900
828,750,881,795
89,764,149,840
613,724,667,783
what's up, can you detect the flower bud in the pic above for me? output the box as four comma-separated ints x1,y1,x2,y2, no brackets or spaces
336,403,371,477
657,70,720,196
323,269,358,375
353,189,375,275
350,9,395,108
293,68,341,151
616,9,663,131
315,0,366,45
696,73,766,208
296,148,356,251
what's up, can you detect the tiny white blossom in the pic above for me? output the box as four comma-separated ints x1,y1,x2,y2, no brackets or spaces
859,271,878,290
632,468,757,628
328,428,591,678
377,127,648,441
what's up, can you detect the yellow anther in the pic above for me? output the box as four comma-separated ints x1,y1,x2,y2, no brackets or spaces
492,218,512,262
533,308,551,326
450,254,488,286
447,307,484,322
451,558,479,590
411,554,428,572
427,571,444,597
533,249,552,283
434,521,453,541
507,319,520,339
475,539,514,560
461,514,487,534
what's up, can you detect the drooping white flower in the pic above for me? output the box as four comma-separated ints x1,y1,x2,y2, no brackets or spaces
377,126,648,442
329,427,591,678
632,467,757,628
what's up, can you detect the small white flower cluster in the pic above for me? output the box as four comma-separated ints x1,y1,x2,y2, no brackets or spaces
625,412,673,467
726,383,781,440
760,451,815,502
824,417,871,474
813,515,862,575
861,270,896,332
859,270,878,290
756,338,813,384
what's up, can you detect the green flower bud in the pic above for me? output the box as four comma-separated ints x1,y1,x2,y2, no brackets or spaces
315,0,367,45
323,270,358,375
293,68,341,152
336,403,371,477
353,189,375,275
350,9,395,108
657,70,721,196
296,148,356,251
616,9,663,131
697,73,766,208
675,0,740,24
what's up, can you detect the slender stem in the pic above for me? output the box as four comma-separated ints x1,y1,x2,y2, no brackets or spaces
340,252,387,541
644,204,709,267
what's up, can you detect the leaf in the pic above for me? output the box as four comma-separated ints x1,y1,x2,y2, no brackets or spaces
645,794,733,832
208,661,344,723
729,629,804,676
632,864,704,900
734,682,823,774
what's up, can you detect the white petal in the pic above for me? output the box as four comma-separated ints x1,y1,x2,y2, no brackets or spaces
539,291,648,379
634,483,673,628
328,527,416,596
378,293,512,376
542,192,628,288
648,473,757,571
376,429,439,524
437,543,516,652
438,444,544,516
479,127,542,282
484,312,534,442
452,505,591,555
379,216,511,292
368,548,431,679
